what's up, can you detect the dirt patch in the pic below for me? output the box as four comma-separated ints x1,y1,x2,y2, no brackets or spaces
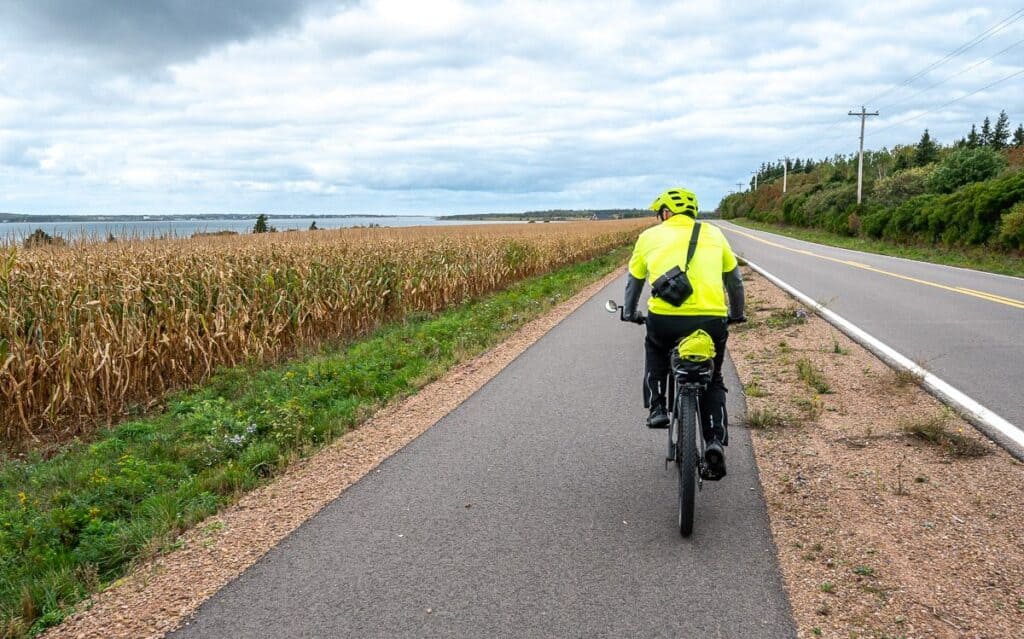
731,270,1024,638
43,268,625,639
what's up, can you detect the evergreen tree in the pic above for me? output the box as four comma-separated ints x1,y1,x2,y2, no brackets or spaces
1014,124,1024,148
992,110,1011,149
915,129,939,166
966,124,980,148
253,214,269,233
980,117,992,146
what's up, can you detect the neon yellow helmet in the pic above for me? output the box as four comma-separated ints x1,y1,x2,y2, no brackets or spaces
650,188,699,218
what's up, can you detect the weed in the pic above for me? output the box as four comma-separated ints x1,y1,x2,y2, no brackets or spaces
765,307,808,329
778,340,792,354
743,381,768,398
892,367,925,388
796,357,832,394
901,413,989,458
852,565,875,577
794,396,824,422
832,339,849,355
748,407,790,429
811,628,822,637
820,581,836,594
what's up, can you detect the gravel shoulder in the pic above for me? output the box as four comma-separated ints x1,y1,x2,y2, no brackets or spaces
731,269,1024,638
42,268,626,639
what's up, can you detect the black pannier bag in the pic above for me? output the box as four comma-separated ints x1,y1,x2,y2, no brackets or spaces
651,223,702,307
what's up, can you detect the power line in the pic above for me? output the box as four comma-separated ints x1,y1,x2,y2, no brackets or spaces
866,66,1024,139
864,6,1024,105
877,36,1024,114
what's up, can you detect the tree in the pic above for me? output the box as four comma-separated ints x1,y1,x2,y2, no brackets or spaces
966,124,980,148
914,129,939,166
992,110,1011,149
253,214,269,233
1014,124,1024,148
980,116,992,146
926,146,1007,194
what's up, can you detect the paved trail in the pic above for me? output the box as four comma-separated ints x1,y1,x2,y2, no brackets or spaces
172,273,795,639
717,221,1024,431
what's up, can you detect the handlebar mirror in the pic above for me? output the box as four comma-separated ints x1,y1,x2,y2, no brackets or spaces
604,300,620,313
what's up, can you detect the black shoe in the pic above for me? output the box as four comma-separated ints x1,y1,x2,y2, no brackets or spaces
704,441,727,480
646,406,669,429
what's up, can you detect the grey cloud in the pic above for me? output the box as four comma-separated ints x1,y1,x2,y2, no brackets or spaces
0,0,355,71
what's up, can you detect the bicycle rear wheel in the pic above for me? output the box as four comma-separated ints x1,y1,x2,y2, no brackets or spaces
677,392,698,537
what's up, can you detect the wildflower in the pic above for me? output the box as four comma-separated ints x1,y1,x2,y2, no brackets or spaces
18,491,27,506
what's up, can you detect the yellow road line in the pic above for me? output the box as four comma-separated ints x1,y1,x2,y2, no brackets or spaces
722,225,1024,310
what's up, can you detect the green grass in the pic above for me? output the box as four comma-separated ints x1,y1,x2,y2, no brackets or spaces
796,357,832,394
747,407,791,429
0,245,630,637
729,218,1024,278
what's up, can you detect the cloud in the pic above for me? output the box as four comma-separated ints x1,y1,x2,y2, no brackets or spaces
0,0,349,71
0,0,1022,214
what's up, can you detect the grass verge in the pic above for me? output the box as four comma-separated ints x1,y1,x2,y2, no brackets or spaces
0,246,629,637
729,218,1024,278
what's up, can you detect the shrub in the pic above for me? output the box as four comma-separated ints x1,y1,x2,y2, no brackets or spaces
927,147,1007,194
23,229,66,249
922,169,1024,245
997,201,1024,249
872,165,934,207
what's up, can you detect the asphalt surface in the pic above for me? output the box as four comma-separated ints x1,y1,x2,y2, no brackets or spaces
171,274,796,639
716,221,1024,431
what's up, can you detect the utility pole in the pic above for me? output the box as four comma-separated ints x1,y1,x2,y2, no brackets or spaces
735,181,745,193
782,157,788,194
848,106,879,205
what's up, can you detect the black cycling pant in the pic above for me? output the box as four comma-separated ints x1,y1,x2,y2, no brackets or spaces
644,313,729,442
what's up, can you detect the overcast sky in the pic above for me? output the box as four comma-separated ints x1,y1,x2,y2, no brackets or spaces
1,1,1022,215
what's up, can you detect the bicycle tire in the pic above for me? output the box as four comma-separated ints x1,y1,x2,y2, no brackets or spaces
677,391,698,537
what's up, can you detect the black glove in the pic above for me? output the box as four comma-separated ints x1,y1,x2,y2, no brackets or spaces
622,310,645,324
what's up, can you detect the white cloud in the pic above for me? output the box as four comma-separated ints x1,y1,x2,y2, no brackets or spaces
0,0,1021,214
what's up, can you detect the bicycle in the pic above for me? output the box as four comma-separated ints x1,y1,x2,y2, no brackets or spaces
605,299,744,537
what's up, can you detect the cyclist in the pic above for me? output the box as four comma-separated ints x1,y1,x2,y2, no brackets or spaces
622,188,745,478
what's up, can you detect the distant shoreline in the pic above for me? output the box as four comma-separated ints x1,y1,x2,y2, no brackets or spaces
0,209,655,224
0,213,416,223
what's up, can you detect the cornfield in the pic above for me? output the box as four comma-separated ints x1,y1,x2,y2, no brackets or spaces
0,220,647,448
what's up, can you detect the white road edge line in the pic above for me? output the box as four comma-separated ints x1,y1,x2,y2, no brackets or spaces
741,256,1024,462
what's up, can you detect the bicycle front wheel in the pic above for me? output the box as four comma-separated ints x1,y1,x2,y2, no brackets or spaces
677,392,698,537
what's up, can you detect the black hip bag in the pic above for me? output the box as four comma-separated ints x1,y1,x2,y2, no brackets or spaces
651,222,702,307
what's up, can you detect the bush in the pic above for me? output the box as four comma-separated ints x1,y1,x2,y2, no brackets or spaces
923,169,1024,245
996,201,1024,249
872,165,934,207
23,229,66,249
927,147,1007,194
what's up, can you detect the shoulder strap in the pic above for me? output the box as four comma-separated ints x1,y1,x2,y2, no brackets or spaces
683,223,702,272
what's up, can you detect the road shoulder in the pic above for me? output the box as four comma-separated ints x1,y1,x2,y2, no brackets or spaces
731,269,1024,638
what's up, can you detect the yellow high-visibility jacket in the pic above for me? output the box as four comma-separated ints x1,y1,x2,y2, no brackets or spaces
628,215,738,317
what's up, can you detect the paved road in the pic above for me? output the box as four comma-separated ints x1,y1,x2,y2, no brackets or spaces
172,274,795,639
716,221,1024,431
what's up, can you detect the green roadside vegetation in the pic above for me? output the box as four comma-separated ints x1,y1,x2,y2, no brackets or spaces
718,111,1024,271
0,246,629,637
728,218,1024,278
